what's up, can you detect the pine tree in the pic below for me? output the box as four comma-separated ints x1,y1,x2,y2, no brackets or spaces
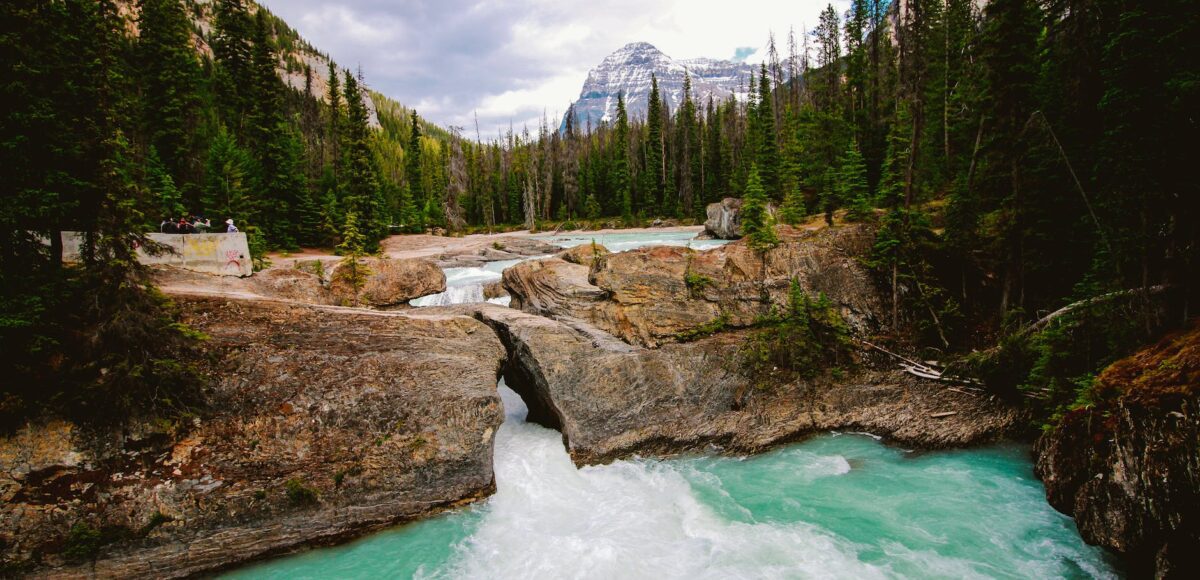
614,92,633,221
675,72,700,216
980,0,1042,313
405,110,424,225
644,74,665,213
202,127,256,224
147,147,184,224
742,164,778,251
325,60,342,169
339,71,383,245
136,0,202,193
780,176,807,225
703,96,725,205
839,144,872,221
212,0,255,133
755,63,779,196
335,210,369,305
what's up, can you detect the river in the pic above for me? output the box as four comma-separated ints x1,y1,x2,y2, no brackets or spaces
225,230,1119,579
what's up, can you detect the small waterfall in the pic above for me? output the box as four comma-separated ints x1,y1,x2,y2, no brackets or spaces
411,284,487,307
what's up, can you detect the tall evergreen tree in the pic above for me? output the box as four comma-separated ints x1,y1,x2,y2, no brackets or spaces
644,74,665,213
136,0,202,193
211,0,255,133
615,92,633,220
340,71,384,244
742,164,778,251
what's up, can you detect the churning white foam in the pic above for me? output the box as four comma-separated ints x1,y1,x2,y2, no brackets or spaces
426,383,885,580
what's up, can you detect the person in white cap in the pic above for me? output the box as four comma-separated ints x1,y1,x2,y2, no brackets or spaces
225,219,239,233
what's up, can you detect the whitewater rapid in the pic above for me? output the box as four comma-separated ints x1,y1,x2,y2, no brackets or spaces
410,230,727,308
228,378,1117,579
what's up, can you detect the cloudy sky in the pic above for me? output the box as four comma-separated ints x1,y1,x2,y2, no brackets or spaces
259,0,849,137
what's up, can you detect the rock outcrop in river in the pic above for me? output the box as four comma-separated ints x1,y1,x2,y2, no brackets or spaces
1036,322,1200,578
504,224,884,347
0,295,505,577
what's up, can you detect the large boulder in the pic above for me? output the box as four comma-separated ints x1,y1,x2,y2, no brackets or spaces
503,223,885,348
556,242,610,265
439,304,1018,466
0,296,506,577
703,197,778,239
329,257,446,307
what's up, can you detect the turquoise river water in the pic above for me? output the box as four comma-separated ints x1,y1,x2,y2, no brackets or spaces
227,382,1118,579
228,230,1119,578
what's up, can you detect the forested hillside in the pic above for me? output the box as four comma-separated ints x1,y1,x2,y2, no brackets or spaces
0,0,457,428
1,0,1196,430
454,0,1196,422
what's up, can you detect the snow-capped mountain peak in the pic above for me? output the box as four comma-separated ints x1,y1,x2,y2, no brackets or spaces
566,42,756,130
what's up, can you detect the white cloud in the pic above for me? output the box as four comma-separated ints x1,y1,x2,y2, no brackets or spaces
259,0,849,137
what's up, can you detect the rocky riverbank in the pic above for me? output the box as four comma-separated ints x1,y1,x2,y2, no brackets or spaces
1035,321,1199,578
0,295,506,577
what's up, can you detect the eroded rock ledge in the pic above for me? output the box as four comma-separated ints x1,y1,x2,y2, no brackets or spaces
1035,322,1200,578
435,304,1019,466
0,295,505,577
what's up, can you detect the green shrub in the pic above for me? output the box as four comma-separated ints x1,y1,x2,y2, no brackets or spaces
740,280,852,389
683,270,714,298
676,312,731,342
63,523,102,563
285,478,319,506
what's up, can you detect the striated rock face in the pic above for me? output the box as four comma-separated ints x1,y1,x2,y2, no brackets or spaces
437,304,1018,466
703,197,778,239
0,296,505,577
329,257,446,307
502,258,606,316
250,267,331,304
503,224,885,348
1036,323,1200,578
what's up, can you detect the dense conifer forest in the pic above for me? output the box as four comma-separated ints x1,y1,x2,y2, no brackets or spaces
1,0,1196,428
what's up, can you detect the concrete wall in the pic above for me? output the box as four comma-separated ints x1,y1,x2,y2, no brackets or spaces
62,232,253,277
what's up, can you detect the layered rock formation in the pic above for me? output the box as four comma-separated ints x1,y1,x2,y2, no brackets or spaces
0,295,505,577
1036,322,1200,578
504,224,884,347
437,303,1018,466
